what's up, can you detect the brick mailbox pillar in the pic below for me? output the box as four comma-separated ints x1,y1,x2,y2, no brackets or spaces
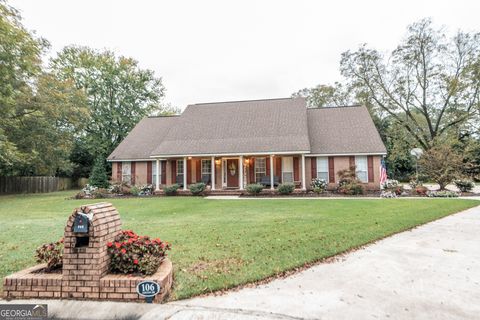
4,202,173,302
62,202,121,299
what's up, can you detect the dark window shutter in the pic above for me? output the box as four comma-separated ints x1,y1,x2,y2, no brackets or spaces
161,161,166,184
266,157,271,175
117,163,122,181
131,162,136,185
275,157,282,178
293,157,299,181
249,157,255,183
367,156,374,182
147,162,152,184
196,159,201,182
349,156,355,169
328,157,335,183
311,157,317,179
171,160,176,184
187,159,192,184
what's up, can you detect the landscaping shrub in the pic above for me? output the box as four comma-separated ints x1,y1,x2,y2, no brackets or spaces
35,238,64,272
409,178,422,189
277,183,295,195
246,183,264,194
337,167,365,195
139,184,155,196
382,179,403,195
382,179,399,189
380,191,397,198
311,178,327,194
164,184,180,196
338,181,365,195
107,230,171,275
454,180,475,192
414,185,429,196
426,190,459,198
189,182,206,195
108,182,132,195
130,186,140,196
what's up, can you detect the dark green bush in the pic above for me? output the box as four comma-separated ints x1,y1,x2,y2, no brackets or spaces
454,180,475,192
164,184,180,196
246,183,264,194
89,156,110,188
189,182,206,195
277,183,295,195
338,182,365,195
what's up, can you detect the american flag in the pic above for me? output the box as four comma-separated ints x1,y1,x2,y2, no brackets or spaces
380,157,388,186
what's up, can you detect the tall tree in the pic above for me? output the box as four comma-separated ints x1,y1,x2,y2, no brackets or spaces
292,82,355,108
2,73,89,175
340,18,480,150
49,46,167,157
0,0,48,171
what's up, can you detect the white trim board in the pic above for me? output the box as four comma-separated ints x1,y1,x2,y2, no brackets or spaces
150,151,311,158
306,153,386,157
108,159,166,162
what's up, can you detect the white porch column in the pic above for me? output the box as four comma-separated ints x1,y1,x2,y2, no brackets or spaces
155,159,160,191
239,155,244,190
211,156,216,190
270,155,274,190
183,157,187,190
301,154,306,190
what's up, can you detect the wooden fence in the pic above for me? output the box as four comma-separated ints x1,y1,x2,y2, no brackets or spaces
0,176,85,194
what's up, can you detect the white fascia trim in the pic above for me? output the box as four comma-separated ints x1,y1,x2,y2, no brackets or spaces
306,152,387,157
150,151,311,158
108,158,167,162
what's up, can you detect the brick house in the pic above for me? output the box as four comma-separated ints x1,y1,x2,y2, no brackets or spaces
107,98,386,191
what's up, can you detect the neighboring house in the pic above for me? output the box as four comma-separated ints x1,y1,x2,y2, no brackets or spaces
107,97,387,191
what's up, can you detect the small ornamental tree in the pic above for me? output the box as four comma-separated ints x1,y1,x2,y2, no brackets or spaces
419,144,463,190
89,156,109,188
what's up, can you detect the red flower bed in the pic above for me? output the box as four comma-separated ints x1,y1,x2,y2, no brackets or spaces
107,230,171,275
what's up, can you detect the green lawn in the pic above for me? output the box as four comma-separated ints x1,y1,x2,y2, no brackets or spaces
0,191,477,300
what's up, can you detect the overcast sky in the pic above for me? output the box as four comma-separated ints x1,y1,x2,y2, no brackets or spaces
10,0,480,109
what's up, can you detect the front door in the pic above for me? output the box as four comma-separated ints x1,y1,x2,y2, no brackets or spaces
226,159,239,188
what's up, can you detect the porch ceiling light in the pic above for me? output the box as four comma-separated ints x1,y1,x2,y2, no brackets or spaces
215,159,221,165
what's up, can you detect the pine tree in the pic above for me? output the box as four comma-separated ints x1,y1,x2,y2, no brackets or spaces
89,156,109,188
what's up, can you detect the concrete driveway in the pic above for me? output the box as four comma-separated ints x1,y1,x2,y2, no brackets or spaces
3,205,480,320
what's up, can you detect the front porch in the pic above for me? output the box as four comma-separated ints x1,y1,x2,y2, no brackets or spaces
152,154,308,192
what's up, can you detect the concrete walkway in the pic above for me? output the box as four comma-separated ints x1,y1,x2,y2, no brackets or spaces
2,205,480,319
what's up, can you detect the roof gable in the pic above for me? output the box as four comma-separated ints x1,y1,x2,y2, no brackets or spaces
151,98,311,156
307,106,387,155
107,116,178,160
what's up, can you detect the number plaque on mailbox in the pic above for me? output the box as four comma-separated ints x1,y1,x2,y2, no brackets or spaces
73,214,89,233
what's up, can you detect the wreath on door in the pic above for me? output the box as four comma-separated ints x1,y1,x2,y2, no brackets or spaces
228,162,237,176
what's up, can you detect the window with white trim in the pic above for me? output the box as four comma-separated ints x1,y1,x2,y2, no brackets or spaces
282,157,294,183
122,162,131,184
316,157,329,182
201,159,212,183
355,156,368,183
255,157,266,182
176,160,184,183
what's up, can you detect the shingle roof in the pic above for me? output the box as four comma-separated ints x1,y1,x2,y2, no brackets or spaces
107,116,178,160
107,99,386,160
307,106,387,154
150,97,311,156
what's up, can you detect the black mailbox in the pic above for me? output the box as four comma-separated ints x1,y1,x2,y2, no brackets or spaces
73,214,89,233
